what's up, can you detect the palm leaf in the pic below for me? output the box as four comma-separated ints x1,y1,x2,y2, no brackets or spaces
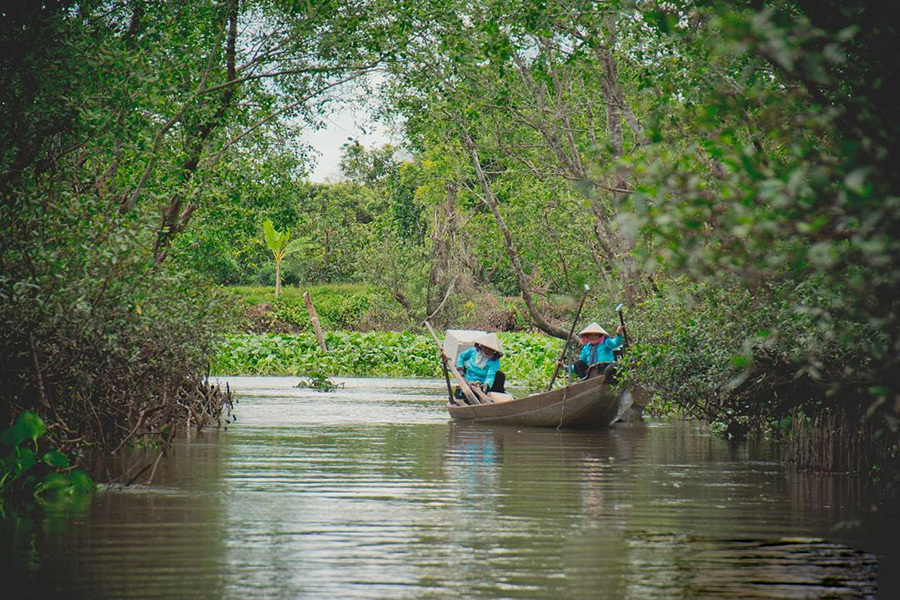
284,236,316,256
263,219,281,252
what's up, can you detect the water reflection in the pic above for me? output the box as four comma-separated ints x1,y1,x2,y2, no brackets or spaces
2,376,888,598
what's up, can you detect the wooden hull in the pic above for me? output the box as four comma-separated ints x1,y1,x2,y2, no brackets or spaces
447,376,634,429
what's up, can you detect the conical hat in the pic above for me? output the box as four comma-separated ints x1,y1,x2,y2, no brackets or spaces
578,322,609,337
475,332,503,355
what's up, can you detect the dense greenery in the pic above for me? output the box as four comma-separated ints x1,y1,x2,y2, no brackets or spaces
0,0,396,477
227,284,560,333
213,331,560,392
2,0,898,479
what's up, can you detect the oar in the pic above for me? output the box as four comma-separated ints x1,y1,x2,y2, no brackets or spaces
547,284,590,391
615,302,629,348
440,361,454,404
423,320,483,406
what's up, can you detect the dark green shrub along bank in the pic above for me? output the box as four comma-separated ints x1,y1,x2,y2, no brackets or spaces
624,281,897,479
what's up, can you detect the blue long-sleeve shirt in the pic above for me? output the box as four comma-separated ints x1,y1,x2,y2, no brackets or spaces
578,335,623,365
457,347,501,388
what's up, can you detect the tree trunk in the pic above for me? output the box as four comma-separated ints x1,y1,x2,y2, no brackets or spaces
457,124,569,340
275,258,282,297
592,25,641,304
154,0,239,262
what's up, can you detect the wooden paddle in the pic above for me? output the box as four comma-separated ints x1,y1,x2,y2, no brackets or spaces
423,320,485,406
547,284,590,391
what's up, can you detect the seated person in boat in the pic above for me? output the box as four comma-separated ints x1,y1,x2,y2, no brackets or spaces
456,333,506,394
563,322,626,380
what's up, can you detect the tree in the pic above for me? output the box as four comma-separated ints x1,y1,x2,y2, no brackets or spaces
381,0,651,337
263,219,310,297
0,0,405,465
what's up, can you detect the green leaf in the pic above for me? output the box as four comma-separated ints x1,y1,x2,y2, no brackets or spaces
42,450,70,469
731,355,750,369
68,470,95,494
283,237,312,256
5,411,47,447
263,219,283,252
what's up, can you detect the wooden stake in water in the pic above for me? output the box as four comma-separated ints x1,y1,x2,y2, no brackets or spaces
303,291,328,353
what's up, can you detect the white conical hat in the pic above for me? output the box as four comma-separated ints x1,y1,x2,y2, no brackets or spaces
578,322,609,337
475,332,503,355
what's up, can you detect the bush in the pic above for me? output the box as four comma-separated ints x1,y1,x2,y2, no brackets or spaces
624,279,879,436
228,284,404,332
1,193,234,463
226,284,587,335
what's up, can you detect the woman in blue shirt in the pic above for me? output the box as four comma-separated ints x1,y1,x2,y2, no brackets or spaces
563,322,625,380
457,333,506,393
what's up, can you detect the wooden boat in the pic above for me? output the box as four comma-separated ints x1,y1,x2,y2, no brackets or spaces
447,375,637,429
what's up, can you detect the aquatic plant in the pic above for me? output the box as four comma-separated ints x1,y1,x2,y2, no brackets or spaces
0,412,93,511
295,371,345,392
212,331,560,390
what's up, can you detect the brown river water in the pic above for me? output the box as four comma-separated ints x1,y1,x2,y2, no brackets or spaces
4,376,898,598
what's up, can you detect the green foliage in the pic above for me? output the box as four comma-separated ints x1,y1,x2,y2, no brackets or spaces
622,279,879,432
4,0,898,480
614,2,900,446
212,331,559,388
263,219,294,255
1,0,406,468
289,182,382,283
172,150,306,285
228,284,395,331
271,292,373,330
263,218,312,296
227,283,582,335
1,412,94,511
0,189,234,453
340,141,399,186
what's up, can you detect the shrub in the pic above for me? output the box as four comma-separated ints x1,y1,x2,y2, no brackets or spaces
624,279,879,436
1,194,234,463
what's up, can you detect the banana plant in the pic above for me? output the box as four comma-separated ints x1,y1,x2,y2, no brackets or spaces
263,219,312,297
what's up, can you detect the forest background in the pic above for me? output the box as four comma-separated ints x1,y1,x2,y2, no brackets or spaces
1,0,898,493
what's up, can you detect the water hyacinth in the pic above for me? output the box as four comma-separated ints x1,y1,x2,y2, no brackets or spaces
212,331,561,390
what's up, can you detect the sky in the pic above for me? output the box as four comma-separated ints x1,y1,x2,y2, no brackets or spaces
301,90,399,183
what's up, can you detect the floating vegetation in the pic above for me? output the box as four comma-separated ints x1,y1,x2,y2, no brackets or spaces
212,331,560,390
295,372,344,392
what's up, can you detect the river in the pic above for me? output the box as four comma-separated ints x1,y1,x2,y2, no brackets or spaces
4,376,896,598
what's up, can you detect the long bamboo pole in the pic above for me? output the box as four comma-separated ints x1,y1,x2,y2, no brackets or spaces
440,362,454,403
548,284,590,391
